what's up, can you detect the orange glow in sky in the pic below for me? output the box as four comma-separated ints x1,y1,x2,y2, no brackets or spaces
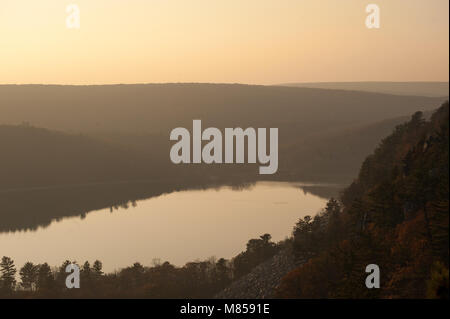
0,0,448,84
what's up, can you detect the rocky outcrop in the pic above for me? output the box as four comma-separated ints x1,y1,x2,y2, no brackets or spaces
215,247,305,299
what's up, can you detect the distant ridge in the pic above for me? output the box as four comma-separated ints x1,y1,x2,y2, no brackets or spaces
277,82,449,97
0,83,445,135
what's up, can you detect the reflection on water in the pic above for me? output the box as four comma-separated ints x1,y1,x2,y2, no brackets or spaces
0,182,336,272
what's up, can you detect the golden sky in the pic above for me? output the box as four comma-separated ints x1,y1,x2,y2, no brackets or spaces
0,0,448,84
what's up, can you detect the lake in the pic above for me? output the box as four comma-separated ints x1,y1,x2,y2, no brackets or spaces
0,181,334,273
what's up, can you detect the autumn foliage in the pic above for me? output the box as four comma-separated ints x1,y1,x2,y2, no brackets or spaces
276,102,449,299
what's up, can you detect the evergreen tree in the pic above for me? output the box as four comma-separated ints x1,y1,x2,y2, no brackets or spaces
92,260,103,276
0,256,17,293
36,263,54,292
19,262,38,290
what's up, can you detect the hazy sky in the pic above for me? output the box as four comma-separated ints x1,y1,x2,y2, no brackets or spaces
0,0,448,85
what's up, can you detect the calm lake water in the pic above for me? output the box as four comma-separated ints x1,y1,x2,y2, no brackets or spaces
0,182,331,272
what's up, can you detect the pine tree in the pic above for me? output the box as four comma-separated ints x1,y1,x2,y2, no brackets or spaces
92,260,103,276
19,262,38,290
36,263,54,292
0,256,17,293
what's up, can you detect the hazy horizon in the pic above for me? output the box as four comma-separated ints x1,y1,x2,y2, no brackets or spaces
0,80,449,86
1,0,448,85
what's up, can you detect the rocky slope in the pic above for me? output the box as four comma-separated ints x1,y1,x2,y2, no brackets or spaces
215,247,305,299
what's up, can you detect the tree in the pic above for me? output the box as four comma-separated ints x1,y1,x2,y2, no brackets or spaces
293,215,314,253
36,263,55,292
0,256,17,293
215,258,231,287
233,234,278,278
81,261,91,277
19,262,38,290
119,262,145,291
92,260,103,276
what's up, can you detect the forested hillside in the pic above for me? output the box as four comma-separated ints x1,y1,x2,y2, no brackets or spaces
279,114,413,181
0,125,166,190
276,102,449,298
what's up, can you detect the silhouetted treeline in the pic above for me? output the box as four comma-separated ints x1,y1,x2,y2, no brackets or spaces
0,234,281,298
276,102,449,298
